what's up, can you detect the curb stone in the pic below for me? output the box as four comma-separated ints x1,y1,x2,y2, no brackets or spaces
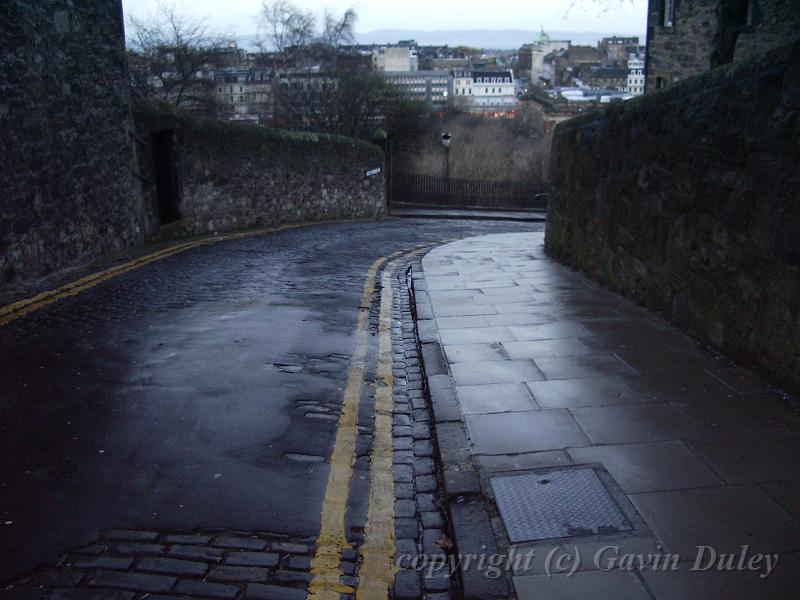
408,262,511,600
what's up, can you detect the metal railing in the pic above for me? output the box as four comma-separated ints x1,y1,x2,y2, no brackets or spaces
390,171,546,211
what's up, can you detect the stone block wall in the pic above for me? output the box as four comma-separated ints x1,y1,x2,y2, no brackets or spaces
0,0,141,284
0,0,385,290
646,0,720,89
645,0,800,91
545,42,800,394
734,0,800,61
133,101,386,237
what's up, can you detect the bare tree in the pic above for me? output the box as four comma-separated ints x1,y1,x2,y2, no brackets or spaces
320,7,357,50
255,0,316,58
126,5,230,112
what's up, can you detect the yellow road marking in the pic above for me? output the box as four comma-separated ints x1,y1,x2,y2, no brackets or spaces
308,246,431,600
307,254,389,600
356,263,399,599
355,246,431,599
0,220,354,328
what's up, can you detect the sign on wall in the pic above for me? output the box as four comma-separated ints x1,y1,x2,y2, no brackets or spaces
365,167,382,178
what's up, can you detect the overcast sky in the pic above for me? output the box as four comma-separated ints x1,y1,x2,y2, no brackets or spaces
121,0,647,38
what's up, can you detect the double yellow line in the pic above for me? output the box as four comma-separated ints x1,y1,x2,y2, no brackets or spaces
308,245,429,600
307,254,389,599
1,223,432,600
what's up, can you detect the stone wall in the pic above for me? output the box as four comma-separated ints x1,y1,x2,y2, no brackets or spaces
545,41,800,394
734,0,800,61
0,0,385,290
0,0,141,284
646,0,719,90
134,100,386,237
645,0,800,91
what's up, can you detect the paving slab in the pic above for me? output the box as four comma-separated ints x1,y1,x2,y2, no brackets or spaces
762,480,800,520
570,404,700,444
567,440,723,494
640,552,800,600
526,377,639,408
685,431,800,483
514,570,651,600
476,450,573,473
455,382,538,414
629,485,800,555
450,359,545,385
669,392,800,435
533,354,637,380
443,342,507,363
438,326,514,345
420,232,800,600
465,410,589,454
502,337,591,358
434,315,490,329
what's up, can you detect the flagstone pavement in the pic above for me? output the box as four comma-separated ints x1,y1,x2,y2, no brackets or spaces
422,232,800,600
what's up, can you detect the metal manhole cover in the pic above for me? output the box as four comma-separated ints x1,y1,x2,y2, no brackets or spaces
491,468,632,543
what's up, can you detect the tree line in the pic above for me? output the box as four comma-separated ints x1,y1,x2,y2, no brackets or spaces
125,1,430,143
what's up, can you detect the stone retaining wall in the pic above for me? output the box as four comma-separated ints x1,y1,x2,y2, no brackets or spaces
0,0,140,285
0,0,385,288
134,101,386,238
545,42,800,394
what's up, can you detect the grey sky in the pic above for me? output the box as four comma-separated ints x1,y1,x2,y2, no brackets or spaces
121,0,647,39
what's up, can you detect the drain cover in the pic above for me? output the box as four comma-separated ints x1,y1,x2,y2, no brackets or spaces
491,468,631,543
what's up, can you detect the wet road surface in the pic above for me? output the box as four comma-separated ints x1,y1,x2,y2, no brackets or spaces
0,218,541,584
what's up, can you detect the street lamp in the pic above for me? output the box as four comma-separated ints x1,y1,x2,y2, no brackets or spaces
440,132,452,205
441,132,451,180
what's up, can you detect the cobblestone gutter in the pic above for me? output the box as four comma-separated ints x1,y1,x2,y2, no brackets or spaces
389,262,453,600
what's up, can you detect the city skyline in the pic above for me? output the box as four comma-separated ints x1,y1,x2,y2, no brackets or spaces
121,0,648,44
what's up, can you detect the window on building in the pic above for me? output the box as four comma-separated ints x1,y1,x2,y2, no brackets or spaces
662,0,675,27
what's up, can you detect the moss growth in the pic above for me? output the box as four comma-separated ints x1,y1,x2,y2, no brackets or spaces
132,98,383,161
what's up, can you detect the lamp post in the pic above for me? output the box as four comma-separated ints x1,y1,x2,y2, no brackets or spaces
440,131,451,180
441,132,452,204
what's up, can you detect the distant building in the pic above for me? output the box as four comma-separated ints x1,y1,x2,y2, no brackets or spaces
600,36,641,64
541,45,604,88
382,70,448,107
215,68,274,122
516,43,533,76
625,54,645,96
576,66,629,91
451,70,517,114
568,45,605,65
428,57,471,71
530,31,570,87
372,43,418,72
645,0,800,92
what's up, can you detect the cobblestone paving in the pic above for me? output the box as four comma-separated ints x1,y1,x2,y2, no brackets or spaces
5,220,556,598
4,529,326,599
3,257,453,600
390,263,452,600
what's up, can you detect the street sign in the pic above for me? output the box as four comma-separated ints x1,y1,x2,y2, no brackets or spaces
365,167,382,177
